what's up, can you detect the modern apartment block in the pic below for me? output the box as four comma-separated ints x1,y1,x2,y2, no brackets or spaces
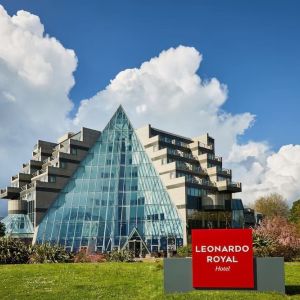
0,106,243,254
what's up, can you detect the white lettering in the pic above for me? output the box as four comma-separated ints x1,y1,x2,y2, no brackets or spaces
194,245,250,253
206,256,239,263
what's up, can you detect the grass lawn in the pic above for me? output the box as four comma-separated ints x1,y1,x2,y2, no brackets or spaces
0,261,299,299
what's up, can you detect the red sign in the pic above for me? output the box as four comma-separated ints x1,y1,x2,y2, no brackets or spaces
192,229,254,289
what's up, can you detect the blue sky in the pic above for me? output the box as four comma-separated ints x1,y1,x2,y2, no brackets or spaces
0,0,299,215
1,0,299,149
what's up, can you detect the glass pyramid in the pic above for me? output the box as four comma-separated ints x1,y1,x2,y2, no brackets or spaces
36,106,183,252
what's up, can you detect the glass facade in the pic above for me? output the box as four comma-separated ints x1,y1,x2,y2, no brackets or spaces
2,214,34,238
36,107,183,252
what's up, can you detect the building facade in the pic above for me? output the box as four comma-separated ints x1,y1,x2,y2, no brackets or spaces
0,106,243,254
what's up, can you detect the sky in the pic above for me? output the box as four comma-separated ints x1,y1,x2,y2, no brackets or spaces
0,0,300,216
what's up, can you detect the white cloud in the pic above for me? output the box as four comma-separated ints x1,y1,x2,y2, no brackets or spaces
0,5,77,215
74,46,255,157
228,143,300,205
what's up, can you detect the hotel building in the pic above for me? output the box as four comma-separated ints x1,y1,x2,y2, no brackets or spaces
0,106,243,254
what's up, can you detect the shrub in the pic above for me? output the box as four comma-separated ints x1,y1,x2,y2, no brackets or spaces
29,243,73,264
73,249,106,263
0,237,31,264
253,216,300,261
0,222,5,237
253,232,276,257
176,245,192,257
106,249,134,262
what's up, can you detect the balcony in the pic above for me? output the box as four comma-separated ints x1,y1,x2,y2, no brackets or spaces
11,173,32,183
167,148,197,161
216,180,242,192
198,153,222,164
207,166,232,177
186,176,216,188
31,167,47,178
20,181,36,192
159,136,189,148
0,187,21,199
189,140,214,151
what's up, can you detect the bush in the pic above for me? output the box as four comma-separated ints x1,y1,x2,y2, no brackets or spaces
29,243,73,264
73,249,106,263
0,222,5,237
0,237,31,264
253,232,276,257
253,217,300,261
176,245,192,257
106,249,134,262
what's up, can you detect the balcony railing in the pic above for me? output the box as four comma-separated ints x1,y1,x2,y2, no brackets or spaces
11,174,18,181
31,167,47,178
20,181,36,192
229,181,241,188
159,136,189,148
186,176,216,187
221,168,231,175
198,141,213,150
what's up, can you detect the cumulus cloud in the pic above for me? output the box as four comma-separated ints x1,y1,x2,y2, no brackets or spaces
74,46,255,157
0,5,76,215
228,143,300,205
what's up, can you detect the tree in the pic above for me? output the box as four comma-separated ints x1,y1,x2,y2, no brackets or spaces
253,216,300,261
0,222,5,237
289,199,300,234
253,193,289,218
289,199,300,223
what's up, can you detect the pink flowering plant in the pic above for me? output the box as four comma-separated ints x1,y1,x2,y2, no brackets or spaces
253,216,300,261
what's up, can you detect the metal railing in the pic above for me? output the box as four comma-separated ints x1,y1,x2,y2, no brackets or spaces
31,167,47,178
186,176,216,187
20,181,36,192
229,181,241,188
197,141,213,150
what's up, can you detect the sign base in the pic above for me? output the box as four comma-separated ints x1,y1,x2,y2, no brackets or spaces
164,257,285,294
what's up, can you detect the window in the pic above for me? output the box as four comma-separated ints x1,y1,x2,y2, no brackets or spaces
71,148,77,155
61,161,67,169
49,175,56,183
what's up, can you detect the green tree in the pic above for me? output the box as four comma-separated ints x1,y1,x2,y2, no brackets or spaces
289,199,300,234
0,222,5,237
289,199,300,222
254,193,289,218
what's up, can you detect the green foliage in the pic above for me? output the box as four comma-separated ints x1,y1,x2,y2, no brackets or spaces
29,243,73,264
0,222,5,237
106,249,134,262
290,199,300,222
176,244,192,257
254,193,289,218
0,237,31,264
253,232,276,257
